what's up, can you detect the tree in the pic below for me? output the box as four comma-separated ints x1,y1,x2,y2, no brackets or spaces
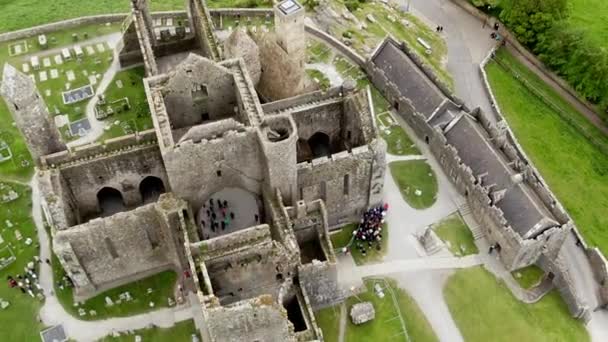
500,0,569,47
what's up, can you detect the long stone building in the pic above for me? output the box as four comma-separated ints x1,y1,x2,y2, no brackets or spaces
1,1,385,340
366,37,586,318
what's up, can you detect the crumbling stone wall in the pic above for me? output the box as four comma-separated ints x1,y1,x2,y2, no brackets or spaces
53,194,188,300
161,55,237,128
205,295,297,342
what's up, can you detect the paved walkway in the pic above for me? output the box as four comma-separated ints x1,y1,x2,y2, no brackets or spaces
401,0,496,117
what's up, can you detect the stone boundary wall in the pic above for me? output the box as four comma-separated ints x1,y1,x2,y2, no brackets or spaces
479,48,608,307
304,24,366,66
448,0,600,117
0,11,191,44
209,8,273,17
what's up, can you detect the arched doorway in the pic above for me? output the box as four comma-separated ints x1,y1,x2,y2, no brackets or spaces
308,132,331,159
197,187,262,240
97,187,126,217
139,176,166,204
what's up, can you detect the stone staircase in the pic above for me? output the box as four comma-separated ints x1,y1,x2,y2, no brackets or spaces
458,202,484,240
267,96,343,116
231,65,263,125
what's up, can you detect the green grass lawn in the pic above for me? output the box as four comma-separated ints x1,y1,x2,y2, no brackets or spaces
444,267,588,342
0,100,34,181
53,256,178,321
389,160,438,209
330,0,452,89
344,278,438,342
314,305,341,342
0,1,185,33
512,265,545,290
432,213,478,256
98,319,200,342
306,69,331,90
98,67,153,141
377,112,420,156
330,223,388,265
307,40,333,64
486,49,608,256
0,182,44,341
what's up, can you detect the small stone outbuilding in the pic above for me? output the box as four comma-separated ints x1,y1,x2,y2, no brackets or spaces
350,302,375,325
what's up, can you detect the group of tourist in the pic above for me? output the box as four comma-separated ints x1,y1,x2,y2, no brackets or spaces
346,203,389,256
200,198,237,238
6,257,47,299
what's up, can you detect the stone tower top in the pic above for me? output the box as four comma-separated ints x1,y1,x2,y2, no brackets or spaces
0,63,66,162
274,0,306,64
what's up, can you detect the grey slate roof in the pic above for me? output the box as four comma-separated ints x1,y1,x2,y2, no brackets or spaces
444,114,556,237
40,325,67,342
371,40,445,117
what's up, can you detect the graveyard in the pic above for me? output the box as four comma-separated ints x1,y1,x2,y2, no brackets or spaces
98,319,200,342
0,182,43,341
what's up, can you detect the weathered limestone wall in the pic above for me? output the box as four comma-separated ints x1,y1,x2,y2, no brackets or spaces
259,115,298,205
53,144,167,221
261,87,342,114
205,295,296,342
299,261,345,310
297,146,375,226
53,194,187,300
162,56,237,128
163,129,264,211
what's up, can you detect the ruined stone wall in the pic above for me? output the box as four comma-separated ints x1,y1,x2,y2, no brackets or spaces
255,32,314,101
259,115,298,205
587,248,608,307
53,144,167,221
193,225,272,260
299,261,345,310
53,196,187,299
205,295,296,342
162,57,237,128
163,129,265,211
188,0,221,60
297,146,374,226
39,169,80,230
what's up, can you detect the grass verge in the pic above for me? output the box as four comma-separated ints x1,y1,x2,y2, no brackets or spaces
98,319,200,341
389,160,438,209
330,223,388,265
432,213,478,256
444,266,589,342
512,265,545,290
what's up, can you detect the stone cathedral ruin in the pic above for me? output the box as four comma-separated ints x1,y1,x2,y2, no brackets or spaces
2,0,385,340
0,0,592,340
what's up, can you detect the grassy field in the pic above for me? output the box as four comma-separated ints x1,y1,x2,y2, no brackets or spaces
344,278,438,342
208,0,272,9
512,265,545,290
0,182,44,341
0,100,34,181
99,319,200,341
98,67,153,141
314,305,341,342
486,49,608,256
444,267,589,342
569,0,608,47
330,223,388,265
389,160,438,209
377,112,420,156
432,213,478,256
306,69,331,90
53,258,178,320
0,1,185,33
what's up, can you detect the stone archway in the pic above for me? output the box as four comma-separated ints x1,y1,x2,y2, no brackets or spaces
139,176,166,204
97,187,126,217
308,132,331,159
